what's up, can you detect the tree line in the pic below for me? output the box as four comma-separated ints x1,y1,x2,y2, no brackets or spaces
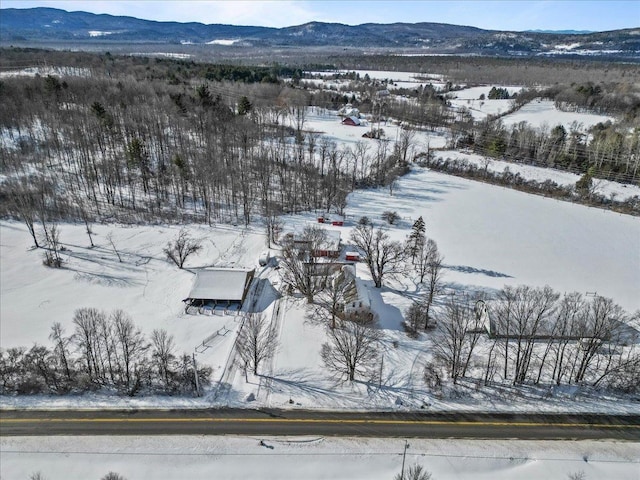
0,308,210,396
425,286,639,393
0,70,360,229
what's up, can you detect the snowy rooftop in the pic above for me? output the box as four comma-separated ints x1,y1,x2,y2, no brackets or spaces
322,229,342,251
186,268,253,302
292,227,341,252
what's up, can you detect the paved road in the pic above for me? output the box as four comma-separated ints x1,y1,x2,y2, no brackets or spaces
1,409,638,440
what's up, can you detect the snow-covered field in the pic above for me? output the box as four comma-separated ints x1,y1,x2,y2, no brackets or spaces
435,150,640,201
301,107,448,149
2,166,639,412
449,97,513,120
2,436,638,480
448,85,522,120
345,168,640,314
501,99,614,131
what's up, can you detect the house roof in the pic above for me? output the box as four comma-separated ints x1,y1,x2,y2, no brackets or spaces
342,116,361,125
341,264,371,309
318,229,341,251
292,226,341,252
187,268,253,301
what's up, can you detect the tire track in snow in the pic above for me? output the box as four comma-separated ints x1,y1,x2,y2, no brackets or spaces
213,267,267,403
257,296,285,406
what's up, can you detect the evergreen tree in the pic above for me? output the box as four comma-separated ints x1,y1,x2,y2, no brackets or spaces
576,167,595,196
406,216,426,263
237,95,252,115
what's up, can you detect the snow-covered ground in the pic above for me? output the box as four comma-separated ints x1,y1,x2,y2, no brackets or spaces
448,85,523,120
501,99,614,131
450,98,513,120
2,67,639,480
1,436,638,480
2,166,638,412
305,69,449,93
300,107,448,149
0,66,91,78
435,150,640,201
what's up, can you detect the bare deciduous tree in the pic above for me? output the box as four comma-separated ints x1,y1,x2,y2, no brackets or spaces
72,307,105,385
151,329,176,391
395,463,433,480
6,177,41,248
490,285,559,384
573,295,624,384
49,322,73,387
111,310,149,395
433,295,481,384
411,239,445,329
164,228,202,269
321,317,380,381
350,220,405,288
315,267,354,329
101,473,127,480
404,301,429,337
279,225,331,303
236,312,278,376
567,471,586,480
264,213,283,248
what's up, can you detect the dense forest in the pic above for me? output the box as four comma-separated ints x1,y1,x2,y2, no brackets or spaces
1,47,639,236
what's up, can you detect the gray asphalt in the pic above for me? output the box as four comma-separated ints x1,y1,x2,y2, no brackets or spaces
1,409,639,440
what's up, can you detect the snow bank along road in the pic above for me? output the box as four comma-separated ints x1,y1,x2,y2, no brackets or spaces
1,410,638,441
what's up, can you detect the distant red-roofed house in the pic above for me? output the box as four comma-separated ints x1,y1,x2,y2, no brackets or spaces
342,116,361,126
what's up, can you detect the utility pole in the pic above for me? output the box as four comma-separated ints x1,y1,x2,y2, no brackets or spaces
400,440,409,480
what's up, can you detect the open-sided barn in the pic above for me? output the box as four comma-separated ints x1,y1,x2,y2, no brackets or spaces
183,268,255,311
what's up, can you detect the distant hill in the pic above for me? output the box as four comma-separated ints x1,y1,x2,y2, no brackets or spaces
1,7,638,59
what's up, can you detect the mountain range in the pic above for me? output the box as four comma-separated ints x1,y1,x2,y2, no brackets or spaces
1,7,638,58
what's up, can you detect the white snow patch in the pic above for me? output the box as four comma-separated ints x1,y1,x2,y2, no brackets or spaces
88,30,114,37
0,66,91,78
207,39,239,45
554,43,582,50
1,436,638,480
501,99,614,131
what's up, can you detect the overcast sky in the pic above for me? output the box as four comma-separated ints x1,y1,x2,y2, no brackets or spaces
3,1,639,31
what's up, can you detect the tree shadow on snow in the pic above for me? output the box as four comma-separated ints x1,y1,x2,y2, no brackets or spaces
265,368,351,405
445,264,513,279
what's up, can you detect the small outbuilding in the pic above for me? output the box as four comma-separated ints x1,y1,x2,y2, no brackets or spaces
342,116,362,126
314,229,341,258
345,251,360,262
183,268,255,311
